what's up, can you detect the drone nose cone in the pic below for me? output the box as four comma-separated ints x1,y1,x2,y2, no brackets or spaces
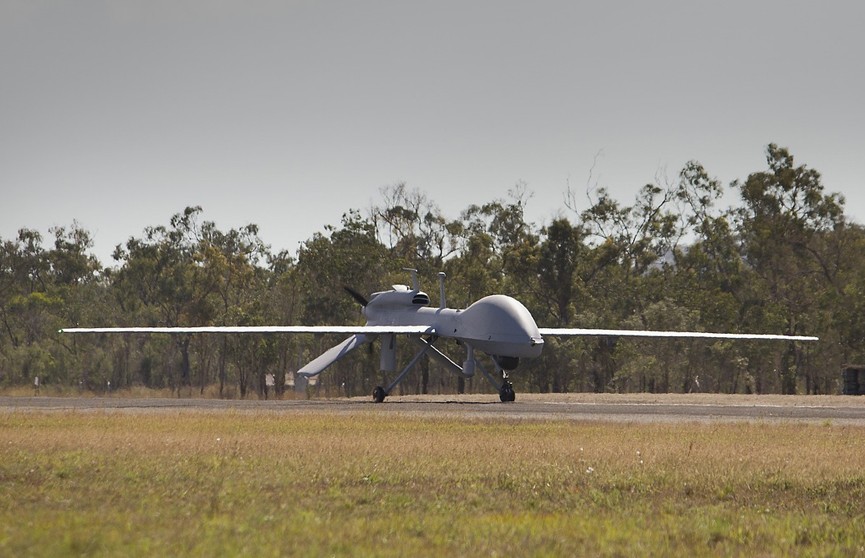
460,295,543,358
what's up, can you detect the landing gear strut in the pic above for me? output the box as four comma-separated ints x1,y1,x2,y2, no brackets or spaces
370,338,519,403
371,337,438,403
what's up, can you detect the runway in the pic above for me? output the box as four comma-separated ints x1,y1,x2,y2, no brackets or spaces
3,393,865,424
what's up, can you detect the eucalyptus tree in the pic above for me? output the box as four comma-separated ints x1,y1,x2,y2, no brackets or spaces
46,225,110,387
670,161,755,392
447,187,537,299
263,250,301,397
443,215,498,305
46,224,101,288
0,230,56,385
371,183,462,278
827,225,865,374
579,181,681,279
0,230,50,352
559,180,685,392
195,220,271,396
524,219,587,393
734,144,844,393
110,207,223,390
0,225,108,387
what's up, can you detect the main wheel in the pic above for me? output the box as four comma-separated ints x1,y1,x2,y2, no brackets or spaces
372,386,387,403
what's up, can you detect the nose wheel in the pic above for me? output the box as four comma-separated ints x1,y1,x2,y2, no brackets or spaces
478,359,517,403
499,380,515,402
372,386,387,403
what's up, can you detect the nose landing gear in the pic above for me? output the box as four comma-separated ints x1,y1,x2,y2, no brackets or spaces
499,379,516,402
478,360,516,402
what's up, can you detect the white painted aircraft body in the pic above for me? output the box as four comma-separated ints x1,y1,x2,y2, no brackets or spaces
61,270,818,402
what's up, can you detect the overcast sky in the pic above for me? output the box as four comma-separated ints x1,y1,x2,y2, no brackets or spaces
2,1,863,265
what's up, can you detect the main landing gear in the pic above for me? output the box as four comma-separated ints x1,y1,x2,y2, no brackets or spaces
370,336,438,403
369,338,518,403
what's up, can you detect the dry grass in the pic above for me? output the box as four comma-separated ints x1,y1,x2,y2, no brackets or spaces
2,408,865,556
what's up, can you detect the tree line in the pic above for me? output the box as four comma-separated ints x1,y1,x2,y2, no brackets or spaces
2,144,862,397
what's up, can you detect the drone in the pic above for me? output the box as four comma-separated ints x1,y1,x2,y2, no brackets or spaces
62,269,818,402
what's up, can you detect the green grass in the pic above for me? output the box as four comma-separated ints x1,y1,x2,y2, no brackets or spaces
2,409,865,556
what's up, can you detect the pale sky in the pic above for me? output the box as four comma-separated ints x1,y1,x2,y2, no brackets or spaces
2,1,863,265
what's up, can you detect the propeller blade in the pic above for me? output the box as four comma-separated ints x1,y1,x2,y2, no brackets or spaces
344,286,369,307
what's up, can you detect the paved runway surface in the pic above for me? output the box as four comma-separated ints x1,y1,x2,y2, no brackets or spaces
3,394,865,424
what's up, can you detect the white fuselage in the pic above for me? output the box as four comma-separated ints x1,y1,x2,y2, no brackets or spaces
363,290,544,360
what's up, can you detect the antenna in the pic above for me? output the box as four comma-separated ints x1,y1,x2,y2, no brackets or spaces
403,268,419,291
438,272,447,309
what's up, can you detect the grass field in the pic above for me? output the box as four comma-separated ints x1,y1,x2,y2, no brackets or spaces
2,406,865,556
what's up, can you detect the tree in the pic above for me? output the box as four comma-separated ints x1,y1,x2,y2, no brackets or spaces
108,207,282,396
199,221,269,396
735,144,844,393
372,183,461,274
0,226,106,388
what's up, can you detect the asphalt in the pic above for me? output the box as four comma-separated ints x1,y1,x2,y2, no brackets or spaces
3,394,865,424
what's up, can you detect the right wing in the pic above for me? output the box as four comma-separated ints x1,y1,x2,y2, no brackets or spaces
59,325,438,380
538,328,818,341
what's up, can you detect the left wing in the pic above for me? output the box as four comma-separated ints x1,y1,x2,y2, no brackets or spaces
538,328,818,342
60,325,435,335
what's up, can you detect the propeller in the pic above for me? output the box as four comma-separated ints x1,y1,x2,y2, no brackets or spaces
344,286,369,307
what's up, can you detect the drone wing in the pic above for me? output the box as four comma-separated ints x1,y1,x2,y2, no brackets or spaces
60,325,437,380
538,328,818,342
60,325,434,335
